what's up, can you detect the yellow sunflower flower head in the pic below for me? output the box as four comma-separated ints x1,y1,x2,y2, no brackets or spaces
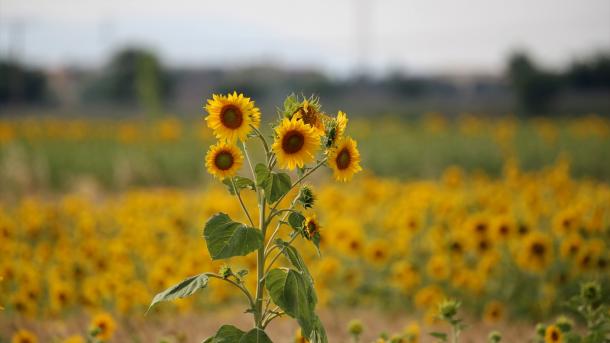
89,312,116,341
205,142,244,179
272,117,321,170
544,324,563,343
11,330,38,343
327,136,362,182
204,92,260,142
304,214,321,240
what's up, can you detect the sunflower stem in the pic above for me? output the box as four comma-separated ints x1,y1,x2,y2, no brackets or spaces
231,178,255,227
249,124,270,156
241,141,256,182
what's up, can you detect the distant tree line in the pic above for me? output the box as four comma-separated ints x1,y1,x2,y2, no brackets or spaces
1,48,609,115
507,52,610,113
0,60,49,105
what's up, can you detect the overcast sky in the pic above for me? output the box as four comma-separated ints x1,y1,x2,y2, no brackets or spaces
1,0,609,76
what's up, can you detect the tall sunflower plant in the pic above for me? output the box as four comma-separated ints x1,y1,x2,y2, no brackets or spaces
147,93,362,342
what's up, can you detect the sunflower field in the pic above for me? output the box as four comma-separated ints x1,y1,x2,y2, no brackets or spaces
1,96,609,343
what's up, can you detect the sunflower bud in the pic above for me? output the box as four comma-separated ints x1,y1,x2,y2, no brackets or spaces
348,319,364,337
324,120,338,148
555,315,573,332
219,265,232,279
580,281,601,303
488,331,502,343
535,323,546,337
298,186,315,209
438,299,460,321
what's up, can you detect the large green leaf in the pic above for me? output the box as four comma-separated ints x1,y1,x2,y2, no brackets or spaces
147,274,208,312
255,163,291,204
265,268,316,336
203,213,263,260
239,329,273,343
276,239,313,284
210,325,246,343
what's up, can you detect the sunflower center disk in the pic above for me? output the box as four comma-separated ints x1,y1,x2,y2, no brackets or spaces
220,106,243,129
336,149,351,170
214,151,234,170
282,131,305,154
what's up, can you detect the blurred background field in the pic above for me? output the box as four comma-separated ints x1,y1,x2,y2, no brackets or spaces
1,115,609,194
1,0,610,342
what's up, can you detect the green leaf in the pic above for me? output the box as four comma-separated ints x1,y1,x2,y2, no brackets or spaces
276,239,313,284
222,177,255,195
211,325,246,343
147,274,208,312
429,332,448,342
265,268,316,337
255,163,291,204
288,212,305,232
309,315,328,343
203,213,263,260
239,329,273,343
255,163,271,186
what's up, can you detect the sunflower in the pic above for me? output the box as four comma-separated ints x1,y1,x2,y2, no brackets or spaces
205,142,244,179
327,137,362,182
204,92,260,142
483,300,505,324
335,111,348,139
11,330,37,343
90,312,116,341
303,215,321,240
518,232,553,272
272,117,321,170
544,325,563,343
292,99,327,135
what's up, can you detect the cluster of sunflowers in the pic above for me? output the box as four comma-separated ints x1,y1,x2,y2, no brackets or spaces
203,92,361,181
1,157,607,339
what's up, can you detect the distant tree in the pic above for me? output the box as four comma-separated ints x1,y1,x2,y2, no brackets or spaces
506,52,562,114
82,48,172,113
566,54,610,89
0,59,48,106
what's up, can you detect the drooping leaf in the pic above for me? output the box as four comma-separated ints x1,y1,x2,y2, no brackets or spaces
309,315,328,343
147,274,209,312
203,213,263,260
429,332,448,342
265,268,316,336
239,329,273,343
222,176,256,195
211,325,246,343
276,239,313,284
255,163,291,204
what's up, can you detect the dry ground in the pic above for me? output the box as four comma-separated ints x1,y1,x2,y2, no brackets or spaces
1,306,534,343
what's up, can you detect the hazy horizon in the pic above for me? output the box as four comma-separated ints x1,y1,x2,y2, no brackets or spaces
1,0,609,76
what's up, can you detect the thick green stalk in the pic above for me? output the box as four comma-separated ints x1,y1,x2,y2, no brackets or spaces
254,189,266,328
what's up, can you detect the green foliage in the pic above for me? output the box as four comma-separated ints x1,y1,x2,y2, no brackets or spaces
203,213,263,260
223,176,256,195
147,274,209,312
265,268,318,338
254,163,291,204
203,325,272,343
275,239,313,284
